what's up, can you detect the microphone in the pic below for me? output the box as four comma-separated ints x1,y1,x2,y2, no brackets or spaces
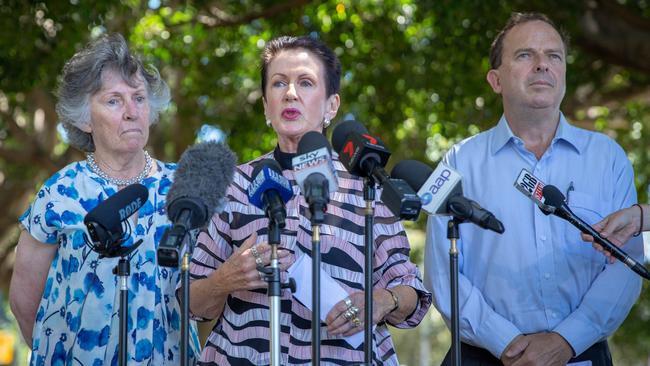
331,119,421,220
541,184,650,280
247,159,293,228
84,183,148,258
292,131,338,224
157,142,237,267
513,168,555,214
391,160,504,233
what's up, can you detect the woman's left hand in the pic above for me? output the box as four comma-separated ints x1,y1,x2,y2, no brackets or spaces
325,289,394,337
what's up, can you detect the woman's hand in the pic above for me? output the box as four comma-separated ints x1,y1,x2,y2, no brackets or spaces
190,232,295,320
325,289,395,337
581,206,642,264
217,232,293,293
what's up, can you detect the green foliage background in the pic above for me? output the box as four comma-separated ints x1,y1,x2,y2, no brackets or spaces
0,1,648,364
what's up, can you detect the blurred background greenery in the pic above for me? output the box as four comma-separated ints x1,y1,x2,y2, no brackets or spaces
0,0,649,364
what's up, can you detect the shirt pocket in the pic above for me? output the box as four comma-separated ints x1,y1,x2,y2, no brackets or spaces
562,190,610,262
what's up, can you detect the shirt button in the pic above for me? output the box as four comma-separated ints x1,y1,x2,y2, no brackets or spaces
552,312,557,318
544,273,551,279
540,235,547,241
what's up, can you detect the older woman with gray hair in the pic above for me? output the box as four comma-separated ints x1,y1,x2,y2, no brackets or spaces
9,33,198,364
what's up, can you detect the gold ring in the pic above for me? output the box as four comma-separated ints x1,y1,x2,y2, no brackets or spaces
351,317,361,327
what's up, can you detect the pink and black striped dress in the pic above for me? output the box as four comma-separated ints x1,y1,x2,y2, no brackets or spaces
189,149,432,365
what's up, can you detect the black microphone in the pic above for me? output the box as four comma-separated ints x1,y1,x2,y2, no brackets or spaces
331,119,421,220
247,159,293,228
542,184,650,280
292,131,338,224
84,183,148,258
158,142,237,267
391,159,504,233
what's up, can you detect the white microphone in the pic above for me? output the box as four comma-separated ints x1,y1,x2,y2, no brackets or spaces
292,131,338,223
292,135,338,196
391,160,462,215
392,160,504,233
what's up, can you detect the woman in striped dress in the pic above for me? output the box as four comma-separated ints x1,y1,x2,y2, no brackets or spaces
188,35,432,365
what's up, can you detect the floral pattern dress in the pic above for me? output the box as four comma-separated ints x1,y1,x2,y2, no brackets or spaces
20,159,199,365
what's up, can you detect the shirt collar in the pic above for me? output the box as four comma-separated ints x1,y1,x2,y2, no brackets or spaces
490,112,583,155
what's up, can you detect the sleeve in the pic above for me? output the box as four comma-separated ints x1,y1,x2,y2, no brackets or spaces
186,204,235,322
373,201,432,328
423,151,521,358
552,142,643,355
19,173,66,245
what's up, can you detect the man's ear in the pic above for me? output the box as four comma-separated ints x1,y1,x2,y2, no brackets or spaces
486,69,502,94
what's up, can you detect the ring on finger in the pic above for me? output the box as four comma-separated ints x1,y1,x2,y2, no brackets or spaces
258,271,264,281
343,297,352,309
343,309,354,321
349,306,359,316
251,246,260,258
351,317,361,327
255,256,263,266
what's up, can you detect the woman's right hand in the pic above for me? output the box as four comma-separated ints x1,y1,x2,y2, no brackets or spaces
581,206,642,263
217,232,293,293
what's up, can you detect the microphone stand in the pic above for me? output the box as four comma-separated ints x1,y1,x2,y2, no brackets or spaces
363,177,376,366
259,218,295,366
306,186,328,366
447,218,461,366
181,242,194,366
108,240,143,366
158,225,197,366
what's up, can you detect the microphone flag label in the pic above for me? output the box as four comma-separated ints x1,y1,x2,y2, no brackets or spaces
417,162,462,215
513,169,554,213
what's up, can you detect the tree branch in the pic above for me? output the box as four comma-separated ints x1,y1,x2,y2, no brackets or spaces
577,0,650,74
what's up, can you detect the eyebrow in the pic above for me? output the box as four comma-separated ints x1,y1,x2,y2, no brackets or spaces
270,72,316,79
514,47,564,55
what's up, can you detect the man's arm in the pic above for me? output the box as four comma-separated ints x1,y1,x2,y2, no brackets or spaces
424,215,522,358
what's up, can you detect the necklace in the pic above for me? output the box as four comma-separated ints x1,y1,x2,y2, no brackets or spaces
86,150,152,186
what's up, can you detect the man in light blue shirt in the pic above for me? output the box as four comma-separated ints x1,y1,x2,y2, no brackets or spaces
424,12,643,366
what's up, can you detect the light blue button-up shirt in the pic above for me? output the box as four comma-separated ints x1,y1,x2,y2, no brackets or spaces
424,113,643,358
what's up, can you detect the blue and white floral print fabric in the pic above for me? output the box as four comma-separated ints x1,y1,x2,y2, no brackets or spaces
20,159,198,365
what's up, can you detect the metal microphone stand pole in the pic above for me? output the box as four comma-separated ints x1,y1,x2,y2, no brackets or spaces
259,218,295,366
307,190,327,366
447,218,461,366
363,177,376,366
109,240,143,366
181,237,195,366
115,257,130,366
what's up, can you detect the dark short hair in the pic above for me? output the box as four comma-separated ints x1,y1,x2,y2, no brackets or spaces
260,35,341,99
489,12,570,70
56,33,170,152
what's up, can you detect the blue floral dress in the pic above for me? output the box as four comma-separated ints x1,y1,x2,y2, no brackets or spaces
20,159,199,365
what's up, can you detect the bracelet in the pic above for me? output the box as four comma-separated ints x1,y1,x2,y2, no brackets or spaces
632,204,643,237
386,288,399,313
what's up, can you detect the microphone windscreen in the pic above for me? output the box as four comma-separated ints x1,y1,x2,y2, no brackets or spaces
331,119,369,153
84,183,148,231
541,185,566,209
391,160,434,191
167,141,237,219
297,131,331,155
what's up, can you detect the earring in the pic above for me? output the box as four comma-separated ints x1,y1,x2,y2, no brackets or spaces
266,119,272,127
323,118,331,128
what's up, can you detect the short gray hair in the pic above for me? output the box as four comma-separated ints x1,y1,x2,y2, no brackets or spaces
56,33,170,152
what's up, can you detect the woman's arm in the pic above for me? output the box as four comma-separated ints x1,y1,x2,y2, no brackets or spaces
189,233,291,320
9,230,57,345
